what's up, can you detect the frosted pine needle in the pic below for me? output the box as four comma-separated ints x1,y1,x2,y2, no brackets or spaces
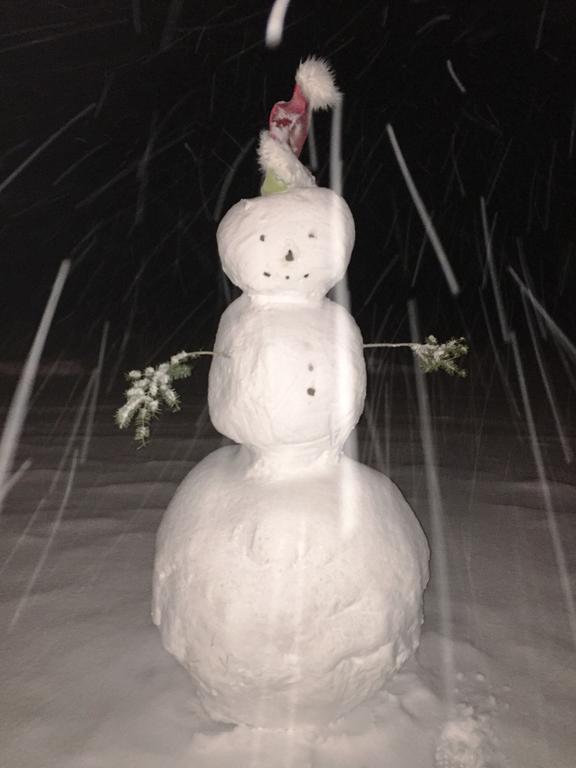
116,351,217,446
364,336,468,377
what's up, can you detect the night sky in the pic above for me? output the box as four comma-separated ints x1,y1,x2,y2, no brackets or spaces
2,0,575,379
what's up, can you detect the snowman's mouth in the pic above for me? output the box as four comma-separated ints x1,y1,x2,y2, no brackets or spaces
261,272,310,280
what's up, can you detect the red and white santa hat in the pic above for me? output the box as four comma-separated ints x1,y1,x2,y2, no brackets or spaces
258,57,341,194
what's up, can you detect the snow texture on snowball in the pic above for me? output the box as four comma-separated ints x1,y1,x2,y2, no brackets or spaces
208,295,366,455
296,56,341,111
257,130,316,189
152,445,430,728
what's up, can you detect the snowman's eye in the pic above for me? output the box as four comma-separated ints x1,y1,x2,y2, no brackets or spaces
308,232,316,238
263,272,271,277
259,234,266,242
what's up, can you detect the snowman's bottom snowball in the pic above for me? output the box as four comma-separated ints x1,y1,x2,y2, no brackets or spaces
152,446,429,728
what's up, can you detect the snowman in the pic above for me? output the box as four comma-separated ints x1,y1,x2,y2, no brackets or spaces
152,58,430,729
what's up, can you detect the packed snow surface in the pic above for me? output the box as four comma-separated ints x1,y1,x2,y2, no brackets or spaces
153,445,429,727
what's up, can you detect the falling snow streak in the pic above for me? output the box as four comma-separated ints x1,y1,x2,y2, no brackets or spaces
307,113,318,172
480,197,510,343
8,450,79,632
213,138,256,222
80,322,110,465
448,127,466,199
544,140,557,232
411,223,433,288
0,104,95,197
95,74,115,119
0,459,32,504
408,300,454,705
446,60,466,95
70,236,99,272
132,114,159,230
0,20,74,42
517,237,547,339
0,497,50,580
122,224,185,300
479,294,522,421
52,143,107,187
481,232,576,643
106,290,140,394
0,261,70,512
569,100,576,160
386,125,460,296
50,372,97,495
265,0,292,47
74,126,199,209
328,94,359,467
0,19,129,55
416,14,451,37
159,0,184,51
534,0,549,50
359,252,401,312
521,293,573,464
145,290,217,366
508,268,576,363
330,100,344,198
509,333,576,649
486,139,512,204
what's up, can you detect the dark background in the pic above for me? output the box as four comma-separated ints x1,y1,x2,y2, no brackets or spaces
1,0,575,382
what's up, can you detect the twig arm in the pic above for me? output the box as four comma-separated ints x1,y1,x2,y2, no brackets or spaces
363,336,468,378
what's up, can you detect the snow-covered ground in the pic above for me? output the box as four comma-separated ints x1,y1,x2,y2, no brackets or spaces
1,361,574,768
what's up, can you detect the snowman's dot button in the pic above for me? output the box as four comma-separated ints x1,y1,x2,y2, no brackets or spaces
303,274,310,278
263,272,271,277
308,364,314,371
285,275,290,280
307,387,316,396
260,234,266,241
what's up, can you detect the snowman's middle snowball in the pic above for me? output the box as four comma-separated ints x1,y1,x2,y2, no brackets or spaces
208,296,366,452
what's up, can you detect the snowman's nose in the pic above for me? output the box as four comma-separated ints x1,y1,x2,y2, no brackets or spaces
285,250,294,262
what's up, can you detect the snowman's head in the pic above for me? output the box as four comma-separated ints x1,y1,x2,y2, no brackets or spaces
216,187,355,299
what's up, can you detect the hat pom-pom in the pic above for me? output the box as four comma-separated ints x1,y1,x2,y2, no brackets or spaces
296,56,341,111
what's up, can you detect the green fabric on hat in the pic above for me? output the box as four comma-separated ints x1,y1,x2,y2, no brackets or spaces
260,169,288,196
